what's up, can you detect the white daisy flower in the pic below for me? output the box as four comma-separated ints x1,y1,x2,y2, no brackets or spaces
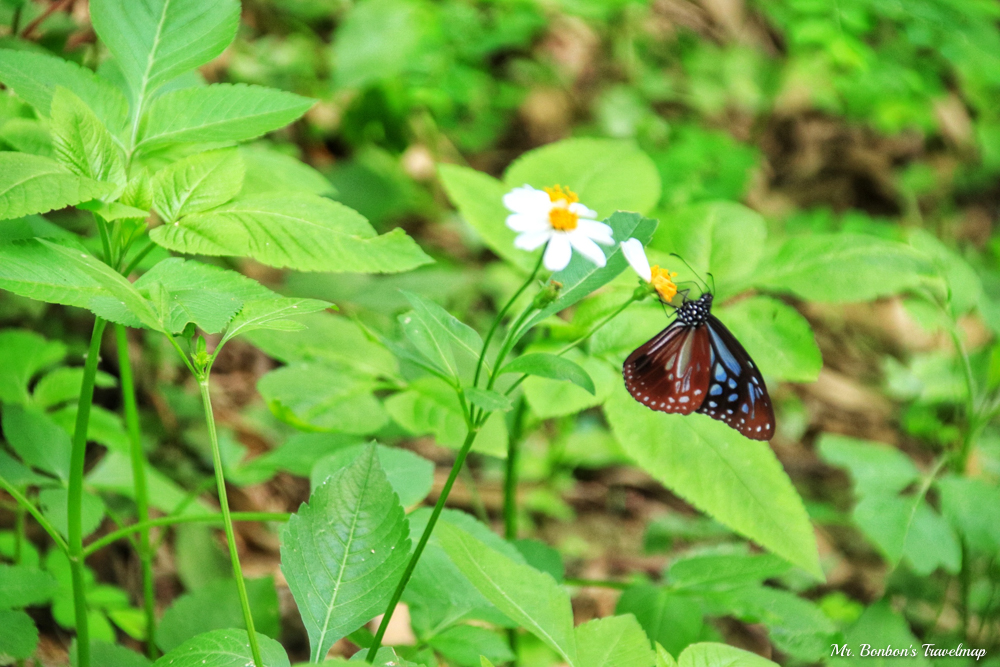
503,184,614,271
621,238,678,301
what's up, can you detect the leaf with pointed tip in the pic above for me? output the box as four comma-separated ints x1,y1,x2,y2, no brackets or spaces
0,330,67,405
0,153,114,221
500,353,594,395
678,643,777,667
401,290,483,366
50,87,125,188
465,387,512,412
150,628,289,667
152,148,244,224
575,615,656,667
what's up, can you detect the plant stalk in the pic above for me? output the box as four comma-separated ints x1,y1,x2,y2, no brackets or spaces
198,379,264,667
0,476,68,553
115,325,157,658
69,317,107,667
504,397,528,541
367,426,481,662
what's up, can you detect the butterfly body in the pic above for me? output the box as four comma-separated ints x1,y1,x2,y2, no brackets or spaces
623,293,775,440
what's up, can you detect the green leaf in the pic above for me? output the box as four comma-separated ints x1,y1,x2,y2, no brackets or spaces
937,475,1000,554
437,521,577,665
2,404,71,481
605,385,822,578
0,330,66,405
149,194,432,273
0,153,114,220
236,433,362,484
402,291,483,365
151,629,290,667
465,387,513,412
501,353,595,394
522,352,618,419
575,615,657,667
310,443,434,508
677,643,777,667
650,202,766,297
90,0,240,103
840,601,929,666
754,234,935,303
0,609,38,661
156,577,280,652
427,625,515,667
0,118,54,158
223,297,332,343
240,145,334,198
138,83,314,150
0,49,128,133
656,644,678,667
280,444,411,662
513,539,565,583
908,229,981,315
71,639,153,667
616,585,707,657
853,493,960,575
0,563,59,608
504,138,661,219
399,309,457,379
38,488,106,539
50,87,125,188
817,435,920,497
258,363,388,435
152,148,244,224
667,551,792,590
715,296,821,383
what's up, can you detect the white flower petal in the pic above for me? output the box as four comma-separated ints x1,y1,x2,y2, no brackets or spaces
506,212,550,233
576,219,615,245
568,232,608,268
514,229,552,251
503,185,551,215
543,234,572,271
569,202,599,219
621,238,651,282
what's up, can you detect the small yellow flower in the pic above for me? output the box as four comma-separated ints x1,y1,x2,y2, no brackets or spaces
650,265,679,302
621,238,678,302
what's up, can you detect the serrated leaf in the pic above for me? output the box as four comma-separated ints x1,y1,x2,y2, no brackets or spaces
656,644,678,667
616,585,706,657
575,615,656,667
240,145,334,197
605,385,822,579
465,387,513,412
0,564,59,608
138,83,314,150
50,87,126,188
2,404,72,481
0,153,114,220
224,298,332,342
149,193,432,273
437,521,577,665
677,643,777,667
310,443,434,508
0,118,54,157
150,628,289,667
0,330,66,405
152,148,244,224
501,353,595,394
281,444,411,662
90,0,240,104
0,609,38,661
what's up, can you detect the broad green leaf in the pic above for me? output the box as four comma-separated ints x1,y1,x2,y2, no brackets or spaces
840,601,929,666
0,49,128,132
937,475,1000,554
0,564,59,608
909,229,981,315
349,647,421,667
152,148,244,224
139,83,314,150
650,202,766,297
52,404,128,454
237,433,363,483
156,577,280,652
0,330,66,405
0,153,114,220
427,625,515,667
50,87,125,188
677,643,777,667
605,385,822,578
149,194,432,273
817,435,920,497
667,551,792,590
575,615,657,667
656,644,678,667
402,291,483,364
240,145,335,197
258,363,388,435
151,628,289,667
90,0,240,103
86,451,213,516
852,493,960,575
78,200,149,222
715,296,821,382
465,387,513,412
615,586,707,657
522,352,618,419
514,539,565,583
0,609,38,661
280,444,411,662
2,404,71,481
501,353,595,394
310,443,434,508
437,522,577,665
71,639,153,667
399,309,458,379
223,297,332,342
0,118,54,157
38,488,106,539
503,138,661,219
754,234,935,303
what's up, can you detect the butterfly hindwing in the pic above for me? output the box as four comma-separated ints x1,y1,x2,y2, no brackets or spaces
623,322,711,415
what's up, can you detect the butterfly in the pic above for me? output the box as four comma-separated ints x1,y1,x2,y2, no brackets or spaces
622,292,775,440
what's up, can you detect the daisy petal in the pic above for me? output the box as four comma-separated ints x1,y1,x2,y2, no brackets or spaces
576,219,615,245
506,212,550,233
620,238,651,281
503,185,551,214
568,232,608,268
543,234,572,271
569,202,599,219
514,230,552,251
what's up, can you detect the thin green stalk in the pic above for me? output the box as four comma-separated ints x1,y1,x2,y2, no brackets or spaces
69,317,107,667
83,512,290,557
504,397,528,541
14,504,24,564
122,240,157,277
116,325,157,659
367,426,481,662
486,305,537,394
94,216,113,266
0,476,68,553
948,319,979,473
198,379,264,667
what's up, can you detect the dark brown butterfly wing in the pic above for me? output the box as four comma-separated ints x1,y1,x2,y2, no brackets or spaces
622,322,712,415
696,314,775,440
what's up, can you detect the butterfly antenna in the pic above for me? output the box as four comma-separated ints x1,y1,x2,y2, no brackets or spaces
707,272,716,294
668,253,710,294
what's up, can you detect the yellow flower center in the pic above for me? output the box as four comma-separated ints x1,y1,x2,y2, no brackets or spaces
549,205,579,231
650,265,678,301
544,184,579,204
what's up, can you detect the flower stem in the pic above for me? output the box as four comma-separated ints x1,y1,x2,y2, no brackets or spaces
367,425,481,662
69,317,107,667
115,325,157,659
198,378,263,667
504,397,528,541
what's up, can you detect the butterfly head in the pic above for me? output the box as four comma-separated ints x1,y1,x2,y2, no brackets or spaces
675,292,713,326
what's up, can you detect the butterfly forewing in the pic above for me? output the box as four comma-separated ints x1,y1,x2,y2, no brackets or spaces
695,314,775,440
623,322,711,415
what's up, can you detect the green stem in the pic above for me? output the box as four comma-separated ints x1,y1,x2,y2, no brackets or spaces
116,325,157,659
198,378,264,667
94,216,113,266
486,305,536,394
367,426,481,662
0,476,68,553
948,319,979,473
14,503,24,564
504,398,528,541
122,239,156,277
69,318,107,667
83,512,290,557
